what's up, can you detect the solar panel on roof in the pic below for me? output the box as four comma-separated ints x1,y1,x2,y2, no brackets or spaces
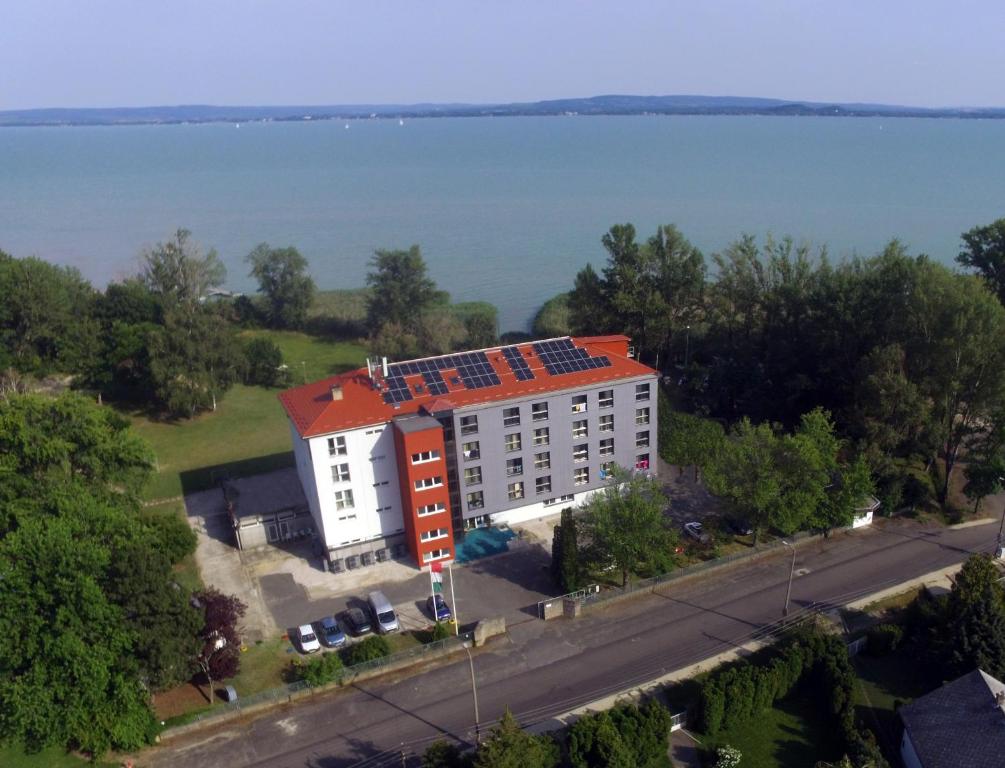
532,339,612,376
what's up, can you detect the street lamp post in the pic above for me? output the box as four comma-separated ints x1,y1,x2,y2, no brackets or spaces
781,540,796,617
465,646,481,745
684,325,691,370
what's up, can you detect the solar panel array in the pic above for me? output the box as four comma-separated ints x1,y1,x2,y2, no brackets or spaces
501,346,535,381
380,339,610,404
381,375,413,405
422,371,449,396
532,338,611,376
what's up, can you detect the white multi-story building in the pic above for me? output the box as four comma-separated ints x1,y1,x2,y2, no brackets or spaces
279,335,658,570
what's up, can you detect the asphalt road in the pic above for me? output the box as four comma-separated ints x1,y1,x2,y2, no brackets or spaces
146,515,1000,768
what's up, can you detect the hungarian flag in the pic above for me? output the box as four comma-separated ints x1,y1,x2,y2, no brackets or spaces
430,560,443,593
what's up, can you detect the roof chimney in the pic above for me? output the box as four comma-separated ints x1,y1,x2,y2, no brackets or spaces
382,357,389,377
330,384,343,401
996,690,1005,708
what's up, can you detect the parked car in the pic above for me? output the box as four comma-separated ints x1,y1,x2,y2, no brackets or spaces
683,521,711,544
726,517,754,536
297,623,321,653
368,590,399,633
343,606,372,636
426,594,452,622
317,615,346,648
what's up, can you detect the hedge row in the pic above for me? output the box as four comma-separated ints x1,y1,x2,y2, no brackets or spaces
696,632,888,768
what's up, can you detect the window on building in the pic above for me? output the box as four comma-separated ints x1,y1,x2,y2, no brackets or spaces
534,451,551,470
464,466,482,486
599,438,614,457
599,414,614,433
532,402,549,422
417,502,446,517
635,407,650,426
573,443,589,462
423,548,450,563
334,489,354,510
466,490,484,510
331,463,350,483
536,475,552,495
635,454,650,471
600,461,616,477
544,494,575,507
460,415,478,435
336,512,357,521
505,432,522,452
635,382,651,401
506,457,523,477
414,476,443,491
574,467,590,486
411,449,441,464
508,481,525,501
420,527,449,542
462,440,480,460
533,427,550,446
327,436,347,456
572,419,588,439
372,479,389,488
636,431,650,448
599,389,614,408
571,394,587,413
503,407,521,427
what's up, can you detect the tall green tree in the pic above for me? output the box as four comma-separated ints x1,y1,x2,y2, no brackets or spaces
551,507,582,592
147,305,244,416
579,467,678,587
245,243,316,328
958,217,1005,306
472,709,559,768
141,228,226,306
0,250,99,374
365,245,448,336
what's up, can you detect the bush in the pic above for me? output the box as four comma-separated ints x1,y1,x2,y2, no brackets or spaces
298,651,344,686
342,635,391,666
431,622,451,641
714,745,742,768
866,623,904,656
140,508,197,564
243,337,290,387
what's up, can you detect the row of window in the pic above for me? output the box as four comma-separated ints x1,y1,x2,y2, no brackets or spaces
458,384,650,436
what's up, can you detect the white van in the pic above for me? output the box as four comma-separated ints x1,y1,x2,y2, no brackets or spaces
368,590,399,633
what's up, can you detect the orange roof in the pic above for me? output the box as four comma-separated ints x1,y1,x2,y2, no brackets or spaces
278,335,655,438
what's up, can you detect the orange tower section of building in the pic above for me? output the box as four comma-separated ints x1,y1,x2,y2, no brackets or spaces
391,414,456,568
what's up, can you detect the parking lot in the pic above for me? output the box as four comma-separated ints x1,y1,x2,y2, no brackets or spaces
184,460,724,652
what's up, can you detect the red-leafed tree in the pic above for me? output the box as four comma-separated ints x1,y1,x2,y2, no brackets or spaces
193,588,247,703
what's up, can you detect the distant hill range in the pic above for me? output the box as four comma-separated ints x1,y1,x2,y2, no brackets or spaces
3,94,1004,126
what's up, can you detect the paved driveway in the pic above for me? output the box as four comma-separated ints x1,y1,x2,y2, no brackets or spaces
261,540,557,633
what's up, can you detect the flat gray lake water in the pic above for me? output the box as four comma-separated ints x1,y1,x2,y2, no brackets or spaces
2,115,1004,331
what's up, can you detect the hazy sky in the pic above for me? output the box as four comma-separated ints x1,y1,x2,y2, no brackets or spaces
3,1,1003,110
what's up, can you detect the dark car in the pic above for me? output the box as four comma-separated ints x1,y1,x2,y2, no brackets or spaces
426,594,452,622
317,615,347,648
726,518,754,536
343,606,372,636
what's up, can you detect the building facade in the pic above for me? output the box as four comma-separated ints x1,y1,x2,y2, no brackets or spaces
279,335,658,570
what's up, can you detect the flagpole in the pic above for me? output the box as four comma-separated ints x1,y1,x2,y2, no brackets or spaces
448,562,458,636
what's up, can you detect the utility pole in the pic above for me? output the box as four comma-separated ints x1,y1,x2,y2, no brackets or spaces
781,540,796,617
996,477,1005,558
684,325,691,369
465,646,481,745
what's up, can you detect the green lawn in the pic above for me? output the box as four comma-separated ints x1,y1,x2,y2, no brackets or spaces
0,744,115,768
703,692,843,768
853,647,936,757
131,333,366,501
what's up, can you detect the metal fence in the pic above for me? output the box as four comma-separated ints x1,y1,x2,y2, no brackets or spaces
173,631,474,728
580,530,816,609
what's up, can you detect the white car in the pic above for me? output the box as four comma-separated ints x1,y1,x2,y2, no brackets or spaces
297,623,321,653
683,521,711,544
